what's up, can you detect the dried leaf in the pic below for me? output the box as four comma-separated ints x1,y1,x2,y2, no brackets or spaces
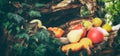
52,0,73,9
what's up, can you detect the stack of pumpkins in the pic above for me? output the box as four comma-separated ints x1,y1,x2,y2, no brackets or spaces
30,17,113,55
47,17,112,55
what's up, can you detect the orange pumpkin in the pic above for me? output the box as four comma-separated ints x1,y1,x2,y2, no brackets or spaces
48,27,64,38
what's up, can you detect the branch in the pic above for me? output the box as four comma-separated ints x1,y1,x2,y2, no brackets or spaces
40,3,82,13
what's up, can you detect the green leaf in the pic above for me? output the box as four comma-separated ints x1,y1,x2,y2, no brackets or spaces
17,9,23,14
8,29,12,34
35,3,45,7
3,21,10,28
15,33,29,40
34,29,50,43
52,38,62,46
8,23,14,29
13,43,26,56
114,2,120,11
80,6,91,17
24,34,29,40
34,44,47,56
7,13,24,23
16,26,20,33
14,43,19,48
103,0,112,2
29,10,41,17
105,2,113,8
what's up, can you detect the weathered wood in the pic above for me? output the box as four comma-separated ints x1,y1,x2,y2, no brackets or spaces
40,3,82,14
40,3,83,27
39,0,96,14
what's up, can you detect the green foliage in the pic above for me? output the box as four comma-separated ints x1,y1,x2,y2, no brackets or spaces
3,28,65,56
34,44,47,56
80,6,91,17
96,0,120,25
0,0,65,56
35,3,45,7
15,32,29,40
12,43,27,56
7,13,24,23
0,0,7,7
114,1,120,11
29,10,41,17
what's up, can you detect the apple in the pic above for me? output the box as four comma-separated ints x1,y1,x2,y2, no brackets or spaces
87,27,104,44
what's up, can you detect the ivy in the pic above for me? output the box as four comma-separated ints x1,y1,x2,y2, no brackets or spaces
96,0,120,25
29,10,41,17
34,3,45,7
80,6,91,17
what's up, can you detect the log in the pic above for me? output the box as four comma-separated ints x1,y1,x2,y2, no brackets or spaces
40,3,83,27
40,3,82,14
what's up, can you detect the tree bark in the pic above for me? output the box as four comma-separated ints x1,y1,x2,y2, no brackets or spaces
40,3,82,13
